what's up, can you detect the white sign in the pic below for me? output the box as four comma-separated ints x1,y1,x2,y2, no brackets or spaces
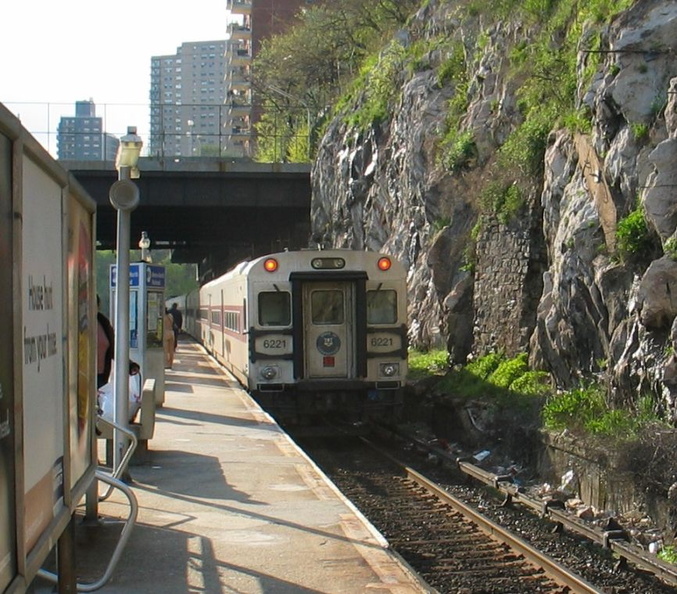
22,157,64,552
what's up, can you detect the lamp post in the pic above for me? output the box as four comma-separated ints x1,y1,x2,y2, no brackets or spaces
187,119,194,156
110,126,142,474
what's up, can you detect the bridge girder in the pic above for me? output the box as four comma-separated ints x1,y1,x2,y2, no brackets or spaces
65,159,312,276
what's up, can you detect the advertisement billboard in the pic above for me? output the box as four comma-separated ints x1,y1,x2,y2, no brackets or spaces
67,194,95,490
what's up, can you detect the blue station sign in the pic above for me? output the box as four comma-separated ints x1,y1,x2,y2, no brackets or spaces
110,263,166,288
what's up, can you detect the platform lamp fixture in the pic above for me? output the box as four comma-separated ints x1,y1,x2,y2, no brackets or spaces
116,125,143,178
109,125,143,474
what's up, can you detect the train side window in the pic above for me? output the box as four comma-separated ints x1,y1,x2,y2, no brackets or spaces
367,289,397,324
224,311,239,332
259,291,291,326
311,290,344,325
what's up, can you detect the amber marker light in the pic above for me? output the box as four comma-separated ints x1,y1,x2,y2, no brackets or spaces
264,258,279,272
377,257,392,271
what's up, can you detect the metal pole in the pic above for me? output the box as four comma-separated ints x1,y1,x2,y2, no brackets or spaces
306,107,311,161
56,513,77,593
112,165,132,475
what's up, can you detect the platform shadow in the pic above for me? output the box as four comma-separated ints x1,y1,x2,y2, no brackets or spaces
155,405,274,430
131,449,264,504
32,514,325,594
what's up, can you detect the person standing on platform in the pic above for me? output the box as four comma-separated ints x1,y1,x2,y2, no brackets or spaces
168,302,183,351
163,308,175,369
97,295,115,389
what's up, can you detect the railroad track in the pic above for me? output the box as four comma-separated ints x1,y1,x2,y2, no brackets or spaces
297,434,599,593
383,423,677,592
295,429,677,594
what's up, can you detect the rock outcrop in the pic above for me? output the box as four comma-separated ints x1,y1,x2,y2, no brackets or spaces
310,0,677,420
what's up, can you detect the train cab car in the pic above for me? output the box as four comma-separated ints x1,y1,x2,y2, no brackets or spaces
192,249,408,422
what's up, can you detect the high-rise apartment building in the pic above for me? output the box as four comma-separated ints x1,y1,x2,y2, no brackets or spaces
57,100,119,161
225,0,311,157
149,40,229,158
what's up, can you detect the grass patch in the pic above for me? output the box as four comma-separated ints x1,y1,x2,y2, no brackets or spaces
659,545,677,565
542,385,662,439
435,352,551,409
408,349,449,380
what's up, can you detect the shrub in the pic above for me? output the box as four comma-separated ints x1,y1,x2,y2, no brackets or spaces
437,41,467,89
498,107,554,176
542,383,606,432
659,545,677,565
663,236,677,260
345,43,406,130
542,382,647,438
586,408,636,437
480,182,525,224
510,370,551,396
630,122,649,142
441,130,476,172
466,352,504,380
616,208,652,261
488,353,529,388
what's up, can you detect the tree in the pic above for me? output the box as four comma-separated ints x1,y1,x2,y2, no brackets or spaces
251,0,420,161
95,250,198,315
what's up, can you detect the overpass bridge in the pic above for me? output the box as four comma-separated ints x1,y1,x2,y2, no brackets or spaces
64,157,312,279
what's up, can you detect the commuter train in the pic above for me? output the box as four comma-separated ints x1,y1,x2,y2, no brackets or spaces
182,249,408,422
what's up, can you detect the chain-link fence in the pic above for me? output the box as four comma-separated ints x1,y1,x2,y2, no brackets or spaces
2,101,311,162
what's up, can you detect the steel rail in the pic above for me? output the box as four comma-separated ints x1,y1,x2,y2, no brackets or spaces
405,465,604,594
380,423,677,589
360,434,603,593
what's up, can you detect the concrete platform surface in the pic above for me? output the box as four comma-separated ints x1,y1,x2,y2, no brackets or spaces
31,340,432,593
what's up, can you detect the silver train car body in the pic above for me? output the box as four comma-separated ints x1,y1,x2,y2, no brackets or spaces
184,249,408,420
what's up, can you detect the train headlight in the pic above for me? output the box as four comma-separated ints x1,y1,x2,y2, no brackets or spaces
311,257,345,270
260,365,278,380
263,258,279,272
379,363,399,377
377,257,392,271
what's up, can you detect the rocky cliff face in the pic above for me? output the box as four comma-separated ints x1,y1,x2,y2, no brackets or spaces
310,0,677,419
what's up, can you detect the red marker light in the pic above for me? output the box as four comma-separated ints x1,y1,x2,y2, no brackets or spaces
263,258,278,272
377,257,392,271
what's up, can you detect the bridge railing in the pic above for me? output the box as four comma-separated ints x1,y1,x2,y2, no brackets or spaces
2,101,311,163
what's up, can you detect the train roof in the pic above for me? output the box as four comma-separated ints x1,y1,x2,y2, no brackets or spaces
200,249,405,289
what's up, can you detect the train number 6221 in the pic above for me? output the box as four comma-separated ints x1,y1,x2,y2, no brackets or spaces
263,338,287,349
370,336,394,347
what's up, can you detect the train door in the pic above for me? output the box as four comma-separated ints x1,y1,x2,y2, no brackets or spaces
302,282,355,378
220,289,225,360
206,292,213,352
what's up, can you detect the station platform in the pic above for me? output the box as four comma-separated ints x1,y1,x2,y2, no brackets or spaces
32,339,431,593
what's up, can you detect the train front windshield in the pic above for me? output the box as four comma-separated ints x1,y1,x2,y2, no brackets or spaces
366,290,397,324
259,291,291,326
311,290,344,324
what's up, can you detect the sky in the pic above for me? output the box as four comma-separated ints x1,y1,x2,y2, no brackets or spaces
1,0,236,156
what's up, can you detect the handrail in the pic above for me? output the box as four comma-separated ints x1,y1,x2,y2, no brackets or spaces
96,415,138,501
37,471,138,592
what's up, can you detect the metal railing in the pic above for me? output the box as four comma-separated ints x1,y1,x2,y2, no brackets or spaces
37,471,138,592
